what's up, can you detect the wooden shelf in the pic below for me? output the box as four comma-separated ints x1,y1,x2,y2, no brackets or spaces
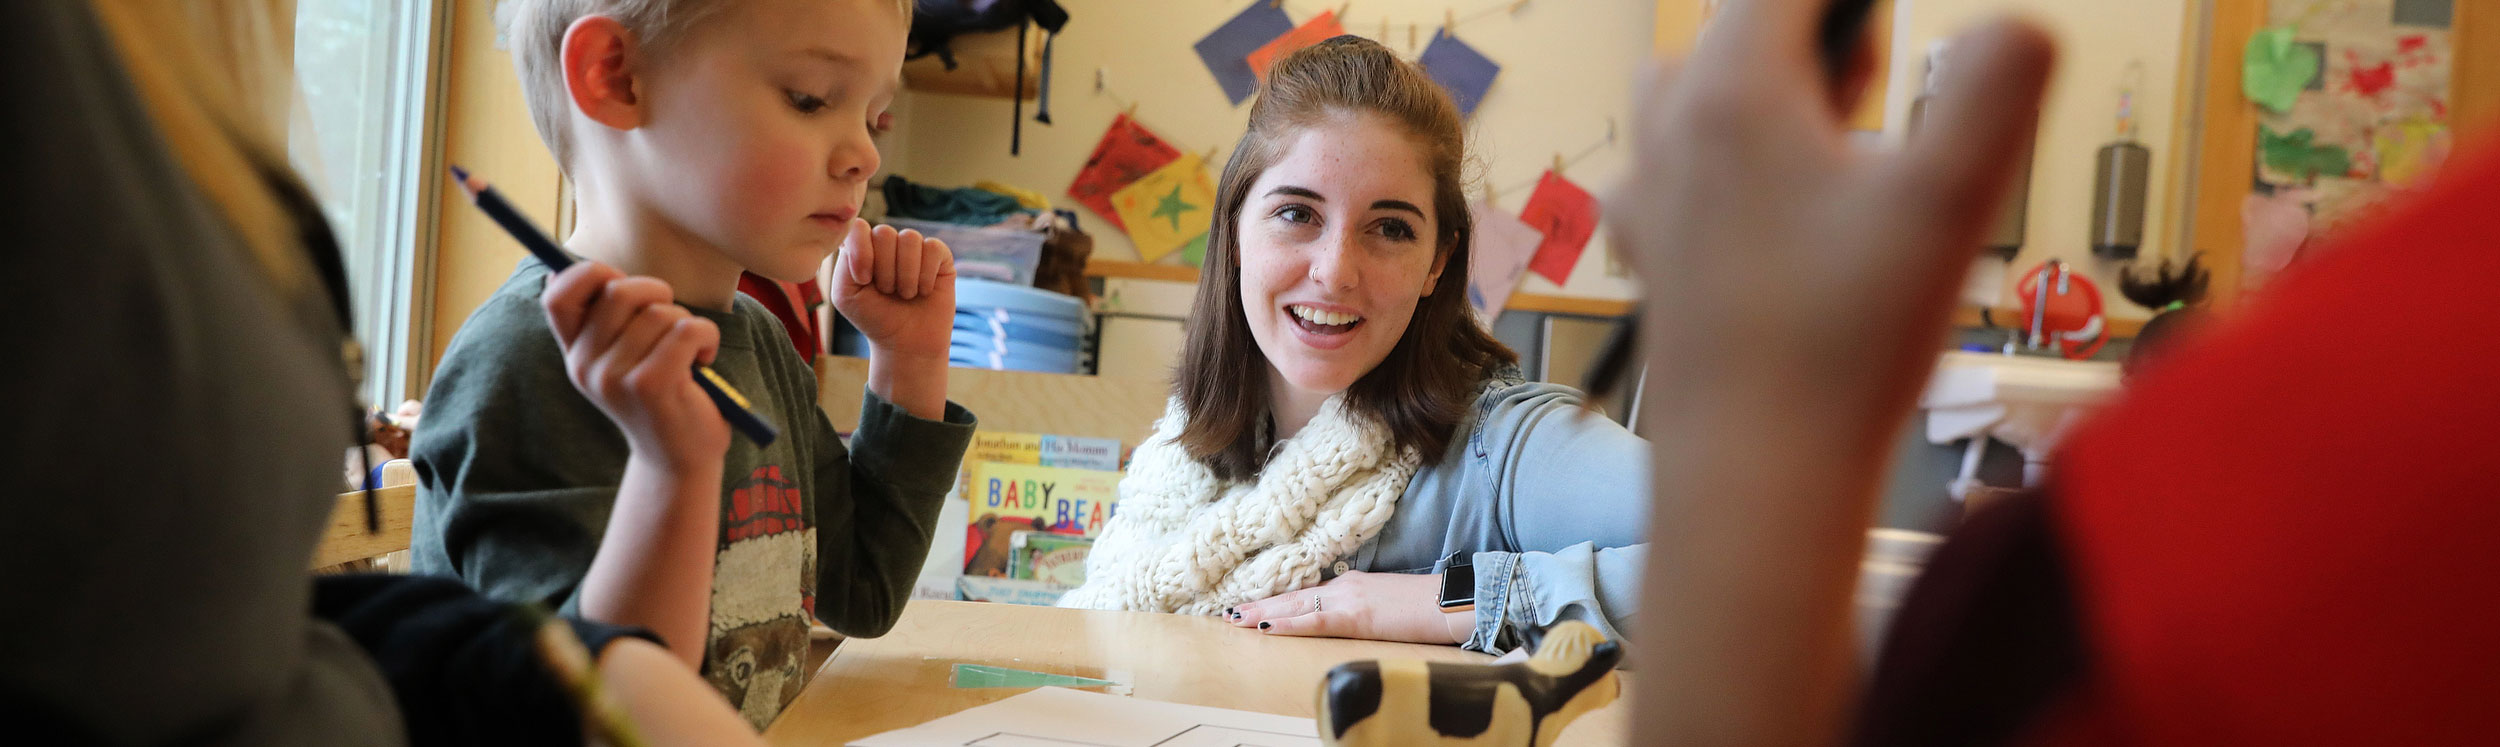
903,26,1041,100
1507,293,1633,317
1084,258,1202,284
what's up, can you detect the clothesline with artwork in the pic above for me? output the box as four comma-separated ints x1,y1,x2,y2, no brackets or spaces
1064,107,1605,323
1197,0,1508,112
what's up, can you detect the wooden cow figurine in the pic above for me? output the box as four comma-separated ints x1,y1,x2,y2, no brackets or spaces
1317,620,1622,747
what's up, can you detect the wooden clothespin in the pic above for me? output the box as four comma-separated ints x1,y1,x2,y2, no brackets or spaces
1123,100,1139,119
1509,0,1531,13
1338,2,1352,20
1606,116,1618,145
1444,8,1457,37
1408,23,1418,53
1552,152,1566,175
1479,179,1495,206
1379,18,1389,41
1270,0,1285,8
1202,143,1220,167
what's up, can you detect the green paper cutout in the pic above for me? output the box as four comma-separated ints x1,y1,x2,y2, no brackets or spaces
2242,27,2319,113
2260,126,2352,182
950,663,1119,689
1150,184,1197,231
1179,234,1207,267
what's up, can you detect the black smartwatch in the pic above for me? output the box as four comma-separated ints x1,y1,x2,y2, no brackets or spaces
1437,551,1476,611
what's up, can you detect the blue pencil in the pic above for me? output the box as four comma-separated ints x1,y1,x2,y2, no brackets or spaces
451,165,780,447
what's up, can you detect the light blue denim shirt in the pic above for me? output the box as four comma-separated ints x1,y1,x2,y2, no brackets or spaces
1334,373,1649,654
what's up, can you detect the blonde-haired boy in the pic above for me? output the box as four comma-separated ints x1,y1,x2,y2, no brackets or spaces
412,0,973,729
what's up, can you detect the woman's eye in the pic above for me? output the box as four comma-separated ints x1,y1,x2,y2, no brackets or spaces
1276,205,1317,225
1376,218,1418,242
786,90,829,114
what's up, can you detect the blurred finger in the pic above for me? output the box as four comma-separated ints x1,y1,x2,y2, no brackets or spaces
892,229,925,300
1702,0,1832,70
1891,17,2057,229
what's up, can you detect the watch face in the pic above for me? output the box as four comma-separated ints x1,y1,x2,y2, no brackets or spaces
1439,564,1474,607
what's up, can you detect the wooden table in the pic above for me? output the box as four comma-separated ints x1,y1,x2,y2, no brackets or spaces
765,600,1630,745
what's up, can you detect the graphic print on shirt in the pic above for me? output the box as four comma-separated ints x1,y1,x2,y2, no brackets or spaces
707,463,814,728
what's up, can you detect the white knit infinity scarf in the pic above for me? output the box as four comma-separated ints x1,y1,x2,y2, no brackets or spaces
1057,395,1420,615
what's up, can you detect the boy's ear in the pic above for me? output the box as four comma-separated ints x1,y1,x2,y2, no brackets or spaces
560,16,644,131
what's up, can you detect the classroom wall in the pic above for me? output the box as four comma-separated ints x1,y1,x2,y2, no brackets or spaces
886,0,1655,302
424,0,560,381
1883,0,2195,322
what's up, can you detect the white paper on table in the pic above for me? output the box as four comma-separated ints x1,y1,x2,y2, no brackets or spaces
1468,200,1545,324
850,687,1321,747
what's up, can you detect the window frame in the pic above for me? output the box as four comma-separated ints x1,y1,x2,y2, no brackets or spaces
293,0,451,407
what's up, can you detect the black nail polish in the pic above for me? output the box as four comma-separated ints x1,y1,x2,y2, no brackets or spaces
1259,621,1272,630
1224,606,1235,617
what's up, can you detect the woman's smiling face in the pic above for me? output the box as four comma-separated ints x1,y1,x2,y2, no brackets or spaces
1237,112,1450,399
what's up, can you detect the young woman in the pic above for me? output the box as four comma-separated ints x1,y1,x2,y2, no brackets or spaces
1058,36,1647,653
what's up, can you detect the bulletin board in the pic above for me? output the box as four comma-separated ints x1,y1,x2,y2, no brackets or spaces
2251,0,2458,241
2188,0,2499,304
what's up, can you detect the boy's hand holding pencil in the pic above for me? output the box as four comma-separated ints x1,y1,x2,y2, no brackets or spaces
451,165,780,447
541,263,733,470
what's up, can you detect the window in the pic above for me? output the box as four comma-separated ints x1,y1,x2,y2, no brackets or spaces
290,0,444,407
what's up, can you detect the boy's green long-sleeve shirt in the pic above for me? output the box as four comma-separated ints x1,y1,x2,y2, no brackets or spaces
410,261,974,729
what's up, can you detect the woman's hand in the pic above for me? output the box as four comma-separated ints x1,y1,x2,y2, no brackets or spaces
1226,571,1473,645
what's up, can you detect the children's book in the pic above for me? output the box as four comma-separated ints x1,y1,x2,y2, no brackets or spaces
962,461,1121,604
957,431,1124,493
1008,531,1097,587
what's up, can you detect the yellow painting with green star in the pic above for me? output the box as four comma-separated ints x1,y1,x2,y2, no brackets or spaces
1109,153,1214,263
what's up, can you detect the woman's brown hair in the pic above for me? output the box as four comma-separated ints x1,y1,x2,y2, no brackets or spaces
1172,35,1517,481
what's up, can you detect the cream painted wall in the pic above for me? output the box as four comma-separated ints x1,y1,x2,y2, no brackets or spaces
425,0,561,378
1883,0,2193,321
887,0,1656,301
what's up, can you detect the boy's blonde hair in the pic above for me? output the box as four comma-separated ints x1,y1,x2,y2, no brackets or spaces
500,0,727,170
499,0,912,171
